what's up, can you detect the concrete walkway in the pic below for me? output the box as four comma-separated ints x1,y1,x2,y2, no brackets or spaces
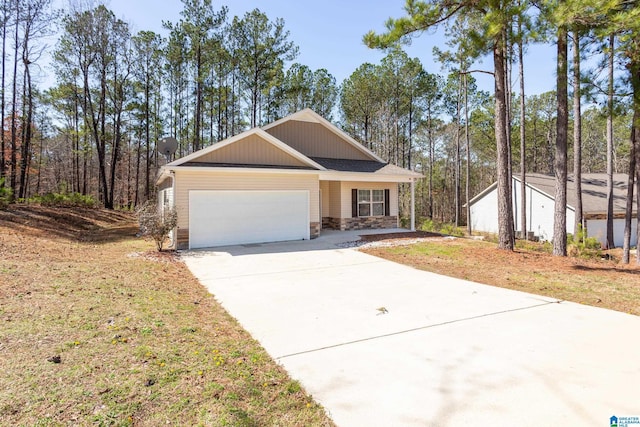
182,231,640,426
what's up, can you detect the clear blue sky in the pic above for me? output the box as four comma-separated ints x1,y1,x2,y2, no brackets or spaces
66,0,557,95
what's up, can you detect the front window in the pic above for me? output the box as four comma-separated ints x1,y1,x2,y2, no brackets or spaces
358,189,385,217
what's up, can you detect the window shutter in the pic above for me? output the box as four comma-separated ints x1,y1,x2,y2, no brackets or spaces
384,189,390,216
352,189,358,217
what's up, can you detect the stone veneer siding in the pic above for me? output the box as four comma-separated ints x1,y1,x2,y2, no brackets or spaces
310,222,320,239
322,216,398,231
176,228,189,250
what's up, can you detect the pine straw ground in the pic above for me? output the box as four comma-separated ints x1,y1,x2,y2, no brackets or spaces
360,233,640,316
0,205,334,426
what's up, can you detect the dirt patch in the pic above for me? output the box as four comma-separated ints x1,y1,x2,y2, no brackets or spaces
0,204,137,243
127,250,181,263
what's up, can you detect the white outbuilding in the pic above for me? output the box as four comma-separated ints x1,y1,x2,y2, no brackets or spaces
469,173,637,247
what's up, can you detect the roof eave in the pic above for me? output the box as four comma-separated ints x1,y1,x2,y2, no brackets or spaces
318,170,420,183
163,165,322,176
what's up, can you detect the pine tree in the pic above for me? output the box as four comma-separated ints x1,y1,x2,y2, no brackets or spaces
364,0,523,250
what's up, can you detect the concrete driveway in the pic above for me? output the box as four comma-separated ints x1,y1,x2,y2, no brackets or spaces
182,231,640,426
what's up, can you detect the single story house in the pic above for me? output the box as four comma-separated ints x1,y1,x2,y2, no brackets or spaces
469,172,638,247
156,109,422,249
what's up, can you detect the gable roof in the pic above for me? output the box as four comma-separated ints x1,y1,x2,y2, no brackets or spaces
157,109,422,183
262,109,384,163
166,127,325,171
470,172,636,214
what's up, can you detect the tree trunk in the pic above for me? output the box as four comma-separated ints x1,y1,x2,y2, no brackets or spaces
605,34,615,249
408,91,413,170
519,18,527,240
494,36,515,250
464,73,471,236
627,52,640,264
145,68,151,200
504,30,514,242
622,119,636,264
1,5,7,182
455,75,461,227
18,60,33,200
73,80,80,193
87,67,111,209
135,131,141,207
9,1,19,199
36,123,43,194
573,31,584,240
428,104,434,220
636,124,640,265
553,26,569,257
194,44,202,151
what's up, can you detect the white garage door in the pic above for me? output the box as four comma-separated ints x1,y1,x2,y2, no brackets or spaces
189,190,309,249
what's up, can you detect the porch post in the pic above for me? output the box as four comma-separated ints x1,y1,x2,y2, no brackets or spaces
410,178,416,231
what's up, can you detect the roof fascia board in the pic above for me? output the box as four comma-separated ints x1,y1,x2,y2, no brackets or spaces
168,166,322,176
468,182,498,205
318,170,418,183
164,167,416,182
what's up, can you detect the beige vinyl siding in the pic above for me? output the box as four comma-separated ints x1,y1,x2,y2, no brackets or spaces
174,170,319,230
328,181,342,218
320,181,330,217
265,120,372,161
339,182,398,218
191,134,309,168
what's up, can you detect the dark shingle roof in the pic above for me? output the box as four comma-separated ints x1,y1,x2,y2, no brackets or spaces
310,157,422,176
516,173,636,214
309,157,386,172
180,158,422,177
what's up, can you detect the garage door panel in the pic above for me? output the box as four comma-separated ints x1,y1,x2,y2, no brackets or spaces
189,190,309,248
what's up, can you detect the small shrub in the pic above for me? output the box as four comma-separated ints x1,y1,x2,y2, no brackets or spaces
567,224,602,259
0,178,12,209
440,223,465,237
28,191,96,208
137,201,177,251
420,218,436,232
418,218,464,237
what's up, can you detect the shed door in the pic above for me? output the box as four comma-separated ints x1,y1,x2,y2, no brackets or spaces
189,190,309,249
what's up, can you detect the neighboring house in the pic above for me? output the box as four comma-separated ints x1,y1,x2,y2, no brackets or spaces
469,173,638,247
156,109,422,249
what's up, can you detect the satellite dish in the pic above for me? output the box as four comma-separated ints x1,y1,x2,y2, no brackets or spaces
158,137,178,162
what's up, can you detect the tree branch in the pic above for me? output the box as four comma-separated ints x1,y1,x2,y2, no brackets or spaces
460,69,494,76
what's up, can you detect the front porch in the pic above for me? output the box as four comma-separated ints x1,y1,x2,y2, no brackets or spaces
317,179,415,235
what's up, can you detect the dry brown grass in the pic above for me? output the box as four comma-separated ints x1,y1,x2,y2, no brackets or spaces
0,205,334,426
361,235,640,316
